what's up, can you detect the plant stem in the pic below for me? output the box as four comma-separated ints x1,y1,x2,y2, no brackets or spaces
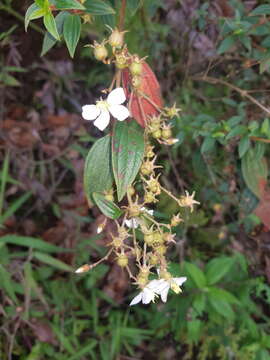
118,0,127,31
0,3,45,35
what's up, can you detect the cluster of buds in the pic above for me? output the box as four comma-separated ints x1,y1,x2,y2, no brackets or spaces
147,108,180,145
78,28,201,306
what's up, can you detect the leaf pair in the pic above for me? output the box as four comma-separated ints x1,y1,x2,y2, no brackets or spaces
83,120,144,219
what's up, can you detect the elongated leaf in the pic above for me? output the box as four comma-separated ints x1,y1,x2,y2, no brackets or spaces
0,235,67,253
93,192,123,219
184,262,206,289
53,0,85,10
63,14,81,58
43,12,60,40
0,191,32,226
217,35,236,54
209,292,235,320
0,265,18,304
206,256,235,285
112,120,144,201
25,3,45,31
241,148,268,198
33,252,73,272
250,5,270,16
84,0,115,15
84,135,114,202
238,135,250,158
41,11,69,56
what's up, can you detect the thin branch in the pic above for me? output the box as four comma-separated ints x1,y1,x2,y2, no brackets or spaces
192,75,270,117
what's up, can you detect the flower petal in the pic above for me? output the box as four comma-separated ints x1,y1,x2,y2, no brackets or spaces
130,292,142,306
159,284,170,303
107,87,126,105
82,105,100,120
174,277,187,286
142,288,155,304
109,104,130,121
93,110,110,131
125,218,138,229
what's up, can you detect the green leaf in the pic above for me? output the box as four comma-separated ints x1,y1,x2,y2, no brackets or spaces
226,124,246,140
0,191,32,226
35,0,45,7
33,252,73,272
241,148,268,198
184,262,207,289
187,320,202,344
92,192,123,219
201,136,215,153
41,11,69,56
63,14,81,58
206,256,235,285
193,293,206,315
0,235,67,253
0,265,18,304
53,0,85,10
43,12,60,40
84,135,114,202
250,5,270,16
84,0,115,15
208,291,235,320
25,3,45,31
238,135,250,158
112,120,144,201
217,35,236,54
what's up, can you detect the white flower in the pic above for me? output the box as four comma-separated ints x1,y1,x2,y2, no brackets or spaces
124,207,154,229
129,279,163,306
82,87,130,131
155,276,187,303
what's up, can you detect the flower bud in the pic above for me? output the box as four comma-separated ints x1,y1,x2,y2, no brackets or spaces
128,204,141,217
149,253,159,265
144,233,154,246
152,232,164,247
159,270,171,280
130,58,143,76
137,275,148,287
152,129,162,139
141,160,154,176
144,192,157,204
109,28,124,48
155,245,167,255
171,213,183,227
145,145,155,158
161,126,172,139
92,41,108,61
117,254,128,267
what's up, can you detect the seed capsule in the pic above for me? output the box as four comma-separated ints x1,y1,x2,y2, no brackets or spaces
130,59,143,76
109,28,124,48
117,254,128,267
93,43,108,61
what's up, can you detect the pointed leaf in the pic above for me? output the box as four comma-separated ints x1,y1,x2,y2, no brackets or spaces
43,12,60,40
33,252,73,272
112,120,144,201
184,262,207,289
84,135,114,203
63,14,81,58
25,3,45,31
41,11,69,56
93,192,123,219
206,256,235,285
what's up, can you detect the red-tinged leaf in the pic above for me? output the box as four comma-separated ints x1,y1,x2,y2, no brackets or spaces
254,189,270,230
122,61,163,127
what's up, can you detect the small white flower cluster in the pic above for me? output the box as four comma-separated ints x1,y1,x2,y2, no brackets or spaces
82,87,130,131
130,276,187,306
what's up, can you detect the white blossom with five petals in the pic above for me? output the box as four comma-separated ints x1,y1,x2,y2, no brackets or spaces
129,279,163,306
125,207,154,229
82,87,130,131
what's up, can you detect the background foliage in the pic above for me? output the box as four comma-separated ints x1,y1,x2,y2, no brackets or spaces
1,0,270,359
